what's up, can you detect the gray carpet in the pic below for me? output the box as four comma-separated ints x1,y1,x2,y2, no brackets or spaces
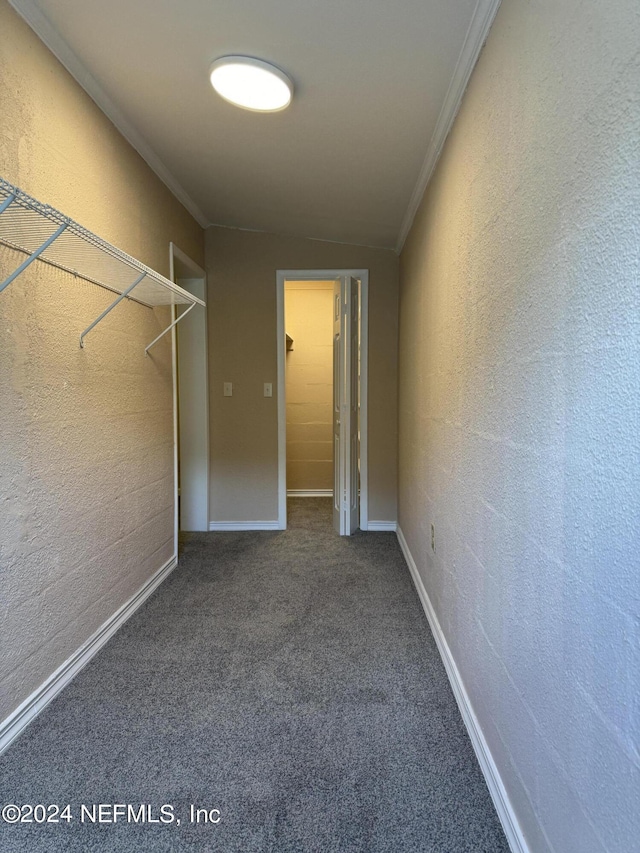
0,499,509,852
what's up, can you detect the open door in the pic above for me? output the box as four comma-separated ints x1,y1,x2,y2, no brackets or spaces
333,279,342,534
345,276,360,534
333,276,360,535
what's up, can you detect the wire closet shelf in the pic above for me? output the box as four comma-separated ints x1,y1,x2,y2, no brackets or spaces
0,177,205,353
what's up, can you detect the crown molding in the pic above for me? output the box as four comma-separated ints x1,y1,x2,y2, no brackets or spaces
395,0,502,254
8,0,210,229
9,0,501,249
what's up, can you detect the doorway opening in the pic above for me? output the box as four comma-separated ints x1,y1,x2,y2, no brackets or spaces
276,269,369,535
170,243,209,542
284,280,334,499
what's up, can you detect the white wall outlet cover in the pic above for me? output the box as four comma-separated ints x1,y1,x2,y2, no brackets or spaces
264,383,273,397
224,382,232,396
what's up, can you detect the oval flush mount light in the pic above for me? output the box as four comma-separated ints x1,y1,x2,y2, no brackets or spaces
209,56,293,112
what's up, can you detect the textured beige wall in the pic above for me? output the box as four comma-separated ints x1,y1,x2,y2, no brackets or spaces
285,282,334,492
0,0,203,723
398,0,640,851
205,226,398,523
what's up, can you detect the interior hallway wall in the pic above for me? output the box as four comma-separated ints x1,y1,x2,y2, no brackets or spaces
0,0,203,725
205,226,399,524
285,282,334,493
398,0,640,851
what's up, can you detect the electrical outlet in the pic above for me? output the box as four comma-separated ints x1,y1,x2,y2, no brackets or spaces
223,382,232,397
264,382,272,397
431,523,436,553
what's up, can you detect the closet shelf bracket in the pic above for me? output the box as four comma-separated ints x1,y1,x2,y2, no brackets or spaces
80,272,147,348
0,193,16,216
1,216,69,294
145,301,196,356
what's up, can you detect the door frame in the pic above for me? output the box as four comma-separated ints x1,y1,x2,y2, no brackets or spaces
276,269,369,531
170,243,209,547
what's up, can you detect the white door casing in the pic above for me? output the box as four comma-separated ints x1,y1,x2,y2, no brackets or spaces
170,243,209,536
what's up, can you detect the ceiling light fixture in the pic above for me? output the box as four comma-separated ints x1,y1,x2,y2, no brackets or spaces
209,56,293,113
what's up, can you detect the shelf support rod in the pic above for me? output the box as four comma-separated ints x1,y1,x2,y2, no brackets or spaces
0,219,68,294
80,272,146,348
145,301,196,356
0,193,16,216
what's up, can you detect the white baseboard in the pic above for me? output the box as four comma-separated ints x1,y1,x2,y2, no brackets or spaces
287,490,333,498
396,526,529,853
208,521,280,531
0,553,178,756
366,520,397,532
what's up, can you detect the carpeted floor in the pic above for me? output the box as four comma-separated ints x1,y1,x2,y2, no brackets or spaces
0,499,509,852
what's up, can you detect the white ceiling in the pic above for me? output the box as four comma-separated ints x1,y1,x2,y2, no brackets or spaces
10,0,499,250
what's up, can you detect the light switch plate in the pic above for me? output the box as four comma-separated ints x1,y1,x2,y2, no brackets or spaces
223,382,232,397
264,383,273,397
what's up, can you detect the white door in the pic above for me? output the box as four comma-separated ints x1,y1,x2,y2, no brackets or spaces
332,278,342,534
332,276,360,535
345,276,360,534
